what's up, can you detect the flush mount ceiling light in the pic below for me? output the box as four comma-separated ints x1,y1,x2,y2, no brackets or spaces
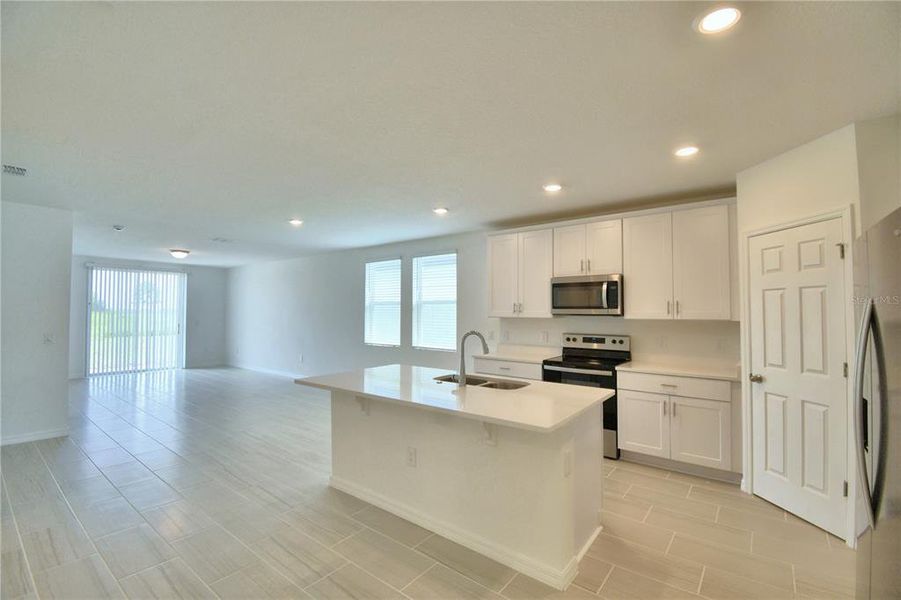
674,145,700,158
169,249,190,259
288,218,304,226
112,225,126,232
696,7,741,34
543,183,563,193
433,207,449,216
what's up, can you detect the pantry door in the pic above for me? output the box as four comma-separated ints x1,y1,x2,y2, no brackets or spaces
748,217,848,536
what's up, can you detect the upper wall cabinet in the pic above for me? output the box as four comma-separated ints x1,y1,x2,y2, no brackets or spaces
488,229,553,318
553,219,622,276
623,205,731,320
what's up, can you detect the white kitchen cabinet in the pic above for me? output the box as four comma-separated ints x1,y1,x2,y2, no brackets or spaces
617,389,670,458
586,219,623,274
618,372,732,471
670,395,731,470
488,234,519,318
672,205,731,320
553,219,622,276
517,229,554,318
623,205,730,320
623,212,673,319
487,229,552,318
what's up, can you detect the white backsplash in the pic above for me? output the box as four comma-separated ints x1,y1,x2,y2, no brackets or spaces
492,316,740,368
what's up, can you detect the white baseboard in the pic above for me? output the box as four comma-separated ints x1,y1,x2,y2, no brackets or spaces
620,451,742,485
1,427,69,446
330,476,578,590
228,363,305,380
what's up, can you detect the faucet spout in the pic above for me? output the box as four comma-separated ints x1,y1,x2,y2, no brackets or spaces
459,330,489,385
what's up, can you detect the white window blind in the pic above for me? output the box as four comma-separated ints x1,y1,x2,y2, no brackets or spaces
87,266,186,375
364,259,401,346
413,253,457,351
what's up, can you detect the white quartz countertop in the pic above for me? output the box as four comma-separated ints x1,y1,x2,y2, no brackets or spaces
296,364,613,432
616,361,740,382
473,345,558,365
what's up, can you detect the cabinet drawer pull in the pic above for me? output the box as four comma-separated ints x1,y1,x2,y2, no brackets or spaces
498,366,511,371
660,383,678,388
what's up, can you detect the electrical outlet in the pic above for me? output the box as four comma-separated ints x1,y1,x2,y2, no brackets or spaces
406,447,417,468
298,353,304,365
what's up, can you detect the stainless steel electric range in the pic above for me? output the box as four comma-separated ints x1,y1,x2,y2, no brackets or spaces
542,333,631,459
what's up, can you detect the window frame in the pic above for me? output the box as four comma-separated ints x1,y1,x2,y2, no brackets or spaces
363,257,403,347
411,251,459,353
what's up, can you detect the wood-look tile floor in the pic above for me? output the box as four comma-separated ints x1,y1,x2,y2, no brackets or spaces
1,368,855,599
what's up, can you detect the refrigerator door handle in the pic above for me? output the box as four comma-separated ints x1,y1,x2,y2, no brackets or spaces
853,300,877,528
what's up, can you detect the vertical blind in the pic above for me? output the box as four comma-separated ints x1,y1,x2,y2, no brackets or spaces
413,253,457,350
364,259,401,346
87,266,186,375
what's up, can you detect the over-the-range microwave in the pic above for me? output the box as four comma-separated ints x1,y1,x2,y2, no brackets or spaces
551,274,623,316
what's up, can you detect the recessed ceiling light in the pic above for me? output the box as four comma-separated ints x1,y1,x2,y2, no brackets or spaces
696,7,741,34
288,218,304,226
674,146,700,158
433,207,449,216
543,183,563,193
169,249,190,259
112,225,126,232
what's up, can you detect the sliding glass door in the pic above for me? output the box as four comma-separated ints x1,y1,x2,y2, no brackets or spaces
86,266,186,375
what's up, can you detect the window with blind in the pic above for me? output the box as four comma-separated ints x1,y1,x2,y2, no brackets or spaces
364,259,401,346
413,253,457,351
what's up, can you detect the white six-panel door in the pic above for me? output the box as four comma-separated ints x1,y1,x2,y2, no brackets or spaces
749,217,847,536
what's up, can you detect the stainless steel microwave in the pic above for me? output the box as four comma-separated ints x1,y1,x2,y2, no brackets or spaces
551,274,623,316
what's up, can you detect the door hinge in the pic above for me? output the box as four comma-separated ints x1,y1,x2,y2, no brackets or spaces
837,243,845,259
843,362,848,378
843,480,849,497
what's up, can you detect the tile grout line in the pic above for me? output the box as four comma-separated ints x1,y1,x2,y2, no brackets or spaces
696,565,706,595
31,441,130,600
2,471,42,600
67,409,224,599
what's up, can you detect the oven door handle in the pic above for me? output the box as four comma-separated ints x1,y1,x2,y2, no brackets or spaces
543,365,613,377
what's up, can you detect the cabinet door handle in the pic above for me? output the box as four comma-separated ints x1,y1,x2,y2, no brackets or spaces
586,258,591,272
663,402,667,416
667,300,671,315
675,300,681,316
672,403,677,417
580,259,585,273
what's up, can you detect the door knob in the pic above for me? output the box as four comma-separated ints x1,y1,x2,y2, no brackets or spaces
749,373,764,383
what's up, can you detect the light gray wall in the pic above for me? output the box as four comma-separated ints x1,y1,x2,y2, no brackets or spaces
69,256,228,378
226,229,741,378
1,202,73,444
227,231,490,377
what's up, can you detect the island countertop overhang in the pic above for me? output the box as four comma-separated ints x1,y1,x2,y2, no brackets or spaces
295,364,613,432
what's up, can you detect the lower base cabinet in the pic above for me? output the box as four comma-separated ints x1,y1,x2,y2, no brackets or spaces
618,379,732,471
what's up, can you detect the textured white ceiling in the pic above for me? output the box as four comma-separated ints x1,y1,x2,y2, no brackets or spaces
2,1,899,266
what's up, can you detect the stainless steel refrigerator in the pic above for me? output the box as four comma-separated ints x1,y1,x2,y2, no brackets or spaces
853,206,901,600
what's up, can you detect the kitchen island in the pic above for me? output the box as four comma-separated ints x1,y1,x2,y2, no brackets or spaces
296,364,613,589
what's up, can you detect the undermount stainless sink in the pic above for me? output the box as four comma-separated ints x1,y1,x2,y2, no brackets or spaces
480,380,529,390
433,374,529,390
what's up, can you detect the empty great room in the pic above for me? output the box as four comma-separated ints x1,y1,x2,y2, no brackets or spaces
1,2,900,600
